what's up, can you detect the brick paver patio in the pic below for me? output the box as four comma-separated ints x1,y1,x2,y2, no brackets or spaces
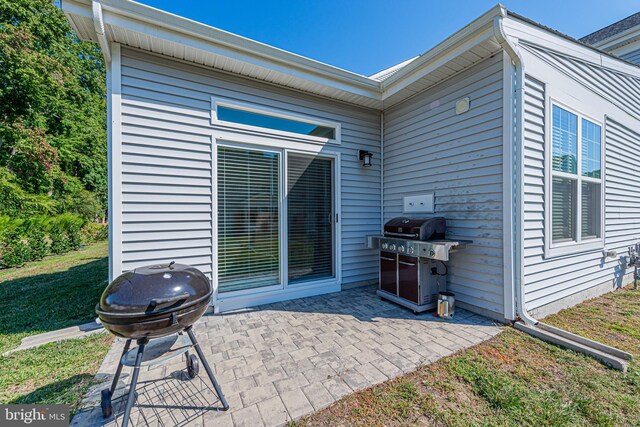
72,285,501,427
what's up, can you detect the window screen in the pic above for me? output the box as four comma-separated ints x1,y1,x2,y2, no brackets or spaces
287,154,334,283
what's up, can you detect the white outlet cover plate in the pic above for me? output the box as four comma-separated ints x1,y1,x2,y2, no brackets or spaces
403,193,435,213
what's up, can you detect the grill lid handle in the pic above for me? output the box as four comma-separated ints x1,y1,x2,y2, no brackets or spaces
384,231,419,238
148,293,189,311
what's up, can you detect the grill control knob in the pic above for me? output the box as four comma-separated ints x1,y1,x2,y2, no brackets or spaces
381,243,388,249
399,246,405,253
408,247,415,255
390,244,396,251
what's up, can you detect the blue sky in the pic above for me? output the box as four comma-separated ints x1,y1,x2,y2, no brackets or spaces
136,0,639,76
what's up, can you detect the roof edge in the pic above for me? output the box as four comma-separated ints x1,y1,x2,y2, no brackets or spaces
380,4,506,95
581,12,640,47
505,10,640,71
63,0,380,90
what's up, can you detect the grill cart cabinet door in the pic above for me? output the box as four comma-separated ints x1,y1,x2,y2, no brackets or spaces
398,255,420,304
379,252,397,295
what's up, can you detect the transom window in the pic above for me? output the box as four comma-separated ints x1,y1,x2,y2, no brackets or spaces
550,104,602,248
211,98,339,143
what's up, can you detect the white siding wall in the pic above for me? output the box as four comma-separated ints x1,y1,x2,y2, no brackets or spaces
520,43,640,314
117,47,381,288
382,54,505,318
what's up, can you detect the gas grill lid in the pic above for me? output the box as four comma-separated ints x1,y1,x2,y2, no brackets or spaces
384,217,446,240
97,262,212,317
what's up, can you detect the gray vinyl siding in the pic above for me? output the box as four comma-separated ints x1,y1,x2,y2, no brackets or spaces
521,46,640,311
621,48,640,65
382,54,505,317
118,47,381,285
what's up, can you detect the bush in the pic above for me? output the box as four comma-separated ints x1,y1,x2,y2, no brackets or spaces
48,222,68,255
49,214,85,254
24,219,49,261
82,222,108,243
0,214,91,267
0,230,30,268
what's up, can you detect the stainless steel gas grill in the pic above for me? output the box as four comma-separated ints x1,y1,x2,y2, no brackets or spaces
367,217,470,313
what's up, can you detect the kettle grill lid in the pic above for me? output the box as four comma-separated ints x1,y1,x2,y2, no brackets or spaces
97,262,212,316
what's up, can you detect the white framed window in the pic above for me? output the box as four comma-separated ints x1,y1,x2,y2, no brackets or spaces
211,97,341,145
545,101,604,258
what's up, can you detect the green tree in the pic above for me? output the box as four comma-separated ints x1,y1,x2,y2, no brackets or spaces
0,0,107,219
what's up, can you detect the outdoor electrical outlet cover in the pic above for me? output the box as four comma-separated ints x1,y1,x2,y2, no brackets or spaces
403,193,435,213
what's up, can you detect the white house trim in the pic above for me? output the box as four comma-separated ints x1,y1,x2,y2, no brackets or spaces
107,42,123,282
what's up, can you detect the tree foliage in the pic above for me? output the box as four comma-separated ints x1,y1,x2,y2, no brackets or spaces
0,0,107,219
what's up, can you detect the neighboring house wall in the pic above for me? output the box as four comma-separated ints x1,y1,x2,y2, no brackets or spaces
620,47,640,65
116,47,381,289
517,41,640,317
382,54,505,320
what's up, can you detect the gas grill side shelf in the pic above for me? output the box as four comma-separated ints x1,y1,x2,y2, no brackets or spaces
365,235,472,262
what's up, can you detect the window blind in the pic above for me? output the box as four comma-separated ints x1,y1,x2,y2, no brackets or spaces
581,119,601,179
287,154,334,283
552,177,576,242
582,182,601,239
552,105,578,174
218,147,280,293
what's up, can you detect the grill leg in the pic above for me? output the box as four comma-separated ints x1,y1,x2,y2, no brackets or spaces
186,327,229,410
109,339,132,396
121,341,146,427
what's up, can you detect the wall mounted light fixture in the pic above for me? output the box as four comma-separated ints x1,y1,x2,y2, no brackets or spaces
359,150,373,167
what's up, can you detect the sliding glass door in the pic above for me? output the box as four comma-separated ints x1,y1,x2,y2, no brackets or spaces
217,147,280,293
217,145,336,294
287,154,334,284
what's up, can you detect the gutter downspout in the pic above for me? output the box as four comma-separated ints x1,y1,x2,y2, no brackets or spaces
493,11,538,325
380,111,384,234
493,11,632,371
92,1,112,63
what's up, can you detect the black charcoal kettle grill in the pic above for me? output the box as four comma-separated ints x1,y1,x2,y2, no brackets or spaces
96,262,229,426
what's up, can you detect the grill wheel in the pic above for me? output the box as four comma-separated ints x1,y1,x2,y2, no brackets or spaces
187,354,200,379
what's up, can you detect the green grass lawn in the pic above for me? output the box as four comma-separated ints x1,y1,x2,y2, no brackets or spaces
297,286,640,427
0,242,113,413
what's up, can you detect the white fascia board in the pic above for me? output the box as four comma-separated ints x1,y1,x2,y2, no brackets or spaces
380,5,506,97
62,2,517,107
62,0,95,37
381,25,498,100
503,15,640,77
102,11,382,101
63,0,380,99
